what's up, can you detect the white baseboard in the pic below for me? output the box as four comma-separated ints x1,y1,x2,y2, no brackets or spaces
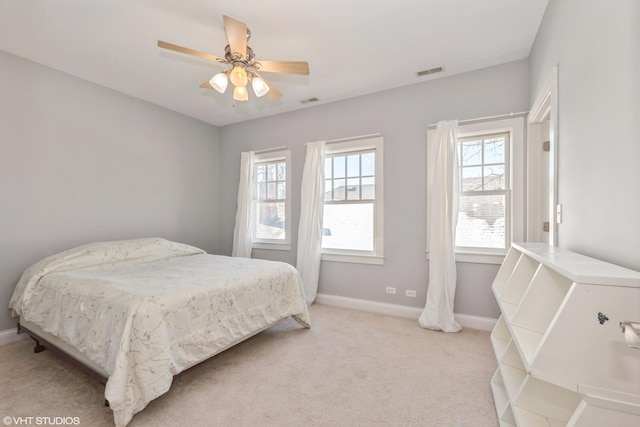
0,296,496,347
314,293,497,331
0,326,27,346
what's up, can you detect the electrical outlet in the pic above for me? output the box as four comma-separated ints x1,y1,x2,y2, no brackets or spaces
405,290,417,298
385,286,396,294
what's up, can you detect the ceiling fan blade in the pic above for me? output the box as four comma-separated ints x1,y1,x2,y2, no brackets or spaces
157,40,224,63
199,80,213,89
253,60,309,75
254,72,282,100
223,15,247,59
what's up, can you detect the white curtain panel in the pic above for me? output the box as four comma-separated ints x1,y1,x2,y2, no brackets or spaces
419,121,462,332
232,151,256,258
296,141,325,304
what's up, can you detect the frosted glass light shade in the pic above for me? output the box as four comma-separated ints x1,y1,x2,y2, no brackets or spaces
251,77,270,97
209,72,228,93
229,66,248,87
233,86,248,101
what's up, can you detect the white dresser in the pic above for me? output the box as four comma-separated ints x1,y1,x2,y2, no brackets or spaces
489,242,640,426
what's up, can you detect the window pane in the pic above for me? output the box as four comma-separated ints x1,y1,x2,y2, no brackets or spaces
333,179,345,201
258,182,267,200
255,202,286,240
461,166,482,191
456,194,505,249
277,182,286,199
361,152,375,176
267,163,276,181
277,162,286,180
484,165,505,190
346,178,360,200
322,203,373,251
361,176,375,200
266,182,277,200
333,156,346,178
347,155,360,177
324,159,332,179
484,138,505,163
324,180,332,201
460,140,482,166
256,165,266,183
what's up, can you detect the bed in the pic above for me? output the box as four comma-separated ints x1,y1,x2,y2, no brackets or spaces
8,238,310,426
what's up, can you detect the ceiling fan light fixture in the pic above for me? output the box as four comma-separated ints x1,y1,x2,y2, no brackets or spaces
209,72,229,93
251,76,270,97
233,85,249,102
229,66,248,87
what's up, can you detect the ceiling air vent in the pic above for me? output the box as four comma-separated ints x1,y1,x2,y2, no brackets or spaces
416,66,444,77
300,97,319,104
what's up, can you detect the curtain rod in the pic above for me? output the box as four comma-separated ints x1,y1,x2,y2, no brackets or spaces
306,132,382,145
427,111,529,129
253,145,288,154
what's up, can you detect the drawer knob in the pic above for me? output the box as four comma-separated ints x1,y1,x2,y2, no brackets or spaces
597,312,609,325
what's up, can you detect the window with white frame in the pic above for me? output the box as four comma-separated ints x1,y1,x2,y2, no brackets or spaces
456,132,510,251
451,117,525,263
322,136,384,264
252,149,291,250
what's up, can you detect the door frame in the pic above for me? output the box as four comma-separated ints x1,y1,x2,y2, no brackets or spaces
527,66,559,246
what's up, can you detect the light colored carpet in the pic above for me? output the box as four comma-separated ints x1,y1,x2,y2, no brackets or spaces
0,304,498,426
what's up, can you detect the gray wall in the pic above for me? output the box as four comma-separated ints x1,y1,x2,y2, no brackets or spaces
0,51,221,331
219,60,531,319
529,0,640,271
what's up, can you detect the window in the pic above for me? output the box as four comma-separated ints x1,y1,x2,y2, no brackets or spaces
456,132,510,251
448,117,525,264
253,149,291,250
322,136,383,264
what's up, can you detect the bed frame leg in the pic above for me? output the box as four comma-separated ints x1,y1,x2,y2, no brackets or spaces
17,323,46,353
32,339,45,353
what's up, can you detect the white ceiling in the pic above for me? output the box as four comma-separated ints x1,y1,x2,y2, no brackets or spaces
0,0,548,127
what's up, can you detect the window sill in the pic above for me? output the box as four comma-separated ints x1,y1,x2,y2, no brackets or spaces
425,250,505,265
321,252,384,265
252,242,291,251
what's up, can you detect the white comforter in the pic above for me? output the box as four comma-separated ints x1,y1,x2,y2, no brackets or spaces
9,238,310,426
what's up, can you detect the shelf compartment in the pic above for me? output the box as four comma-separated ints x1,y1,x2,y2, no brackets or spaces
567,397,640,427
513,406,567,427
509,325,544,369
491,369,517,426
490,315,512,361
499,341,527,407
500,254,540,314
493,247,523,298
513,376,581,426
509,264,573,367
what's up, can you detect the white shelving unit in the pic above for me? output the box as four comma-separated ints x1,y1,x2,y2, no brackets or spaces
489,243,640,426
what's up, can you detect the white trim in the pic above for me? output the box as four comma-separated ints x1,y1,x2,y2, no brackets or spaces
322,135,384,261
426,250,505,265
315,293,497,331
428,117,526,259
321,253,384,265
252,149,292,248
455,251,505,264
252,242,292,251
0,327,27,346
528,66,559,247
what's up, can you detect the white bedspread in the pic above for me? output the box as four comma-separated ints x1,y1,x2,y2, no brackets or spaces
9,238,310,426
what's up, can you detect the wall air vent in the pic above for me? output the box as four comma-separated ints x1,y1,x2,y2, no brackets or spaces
300,97,319,104
416,66,444,77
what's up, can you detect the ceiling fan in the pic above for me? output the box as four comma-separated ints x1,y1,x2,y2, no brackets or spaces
158,15,310,102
